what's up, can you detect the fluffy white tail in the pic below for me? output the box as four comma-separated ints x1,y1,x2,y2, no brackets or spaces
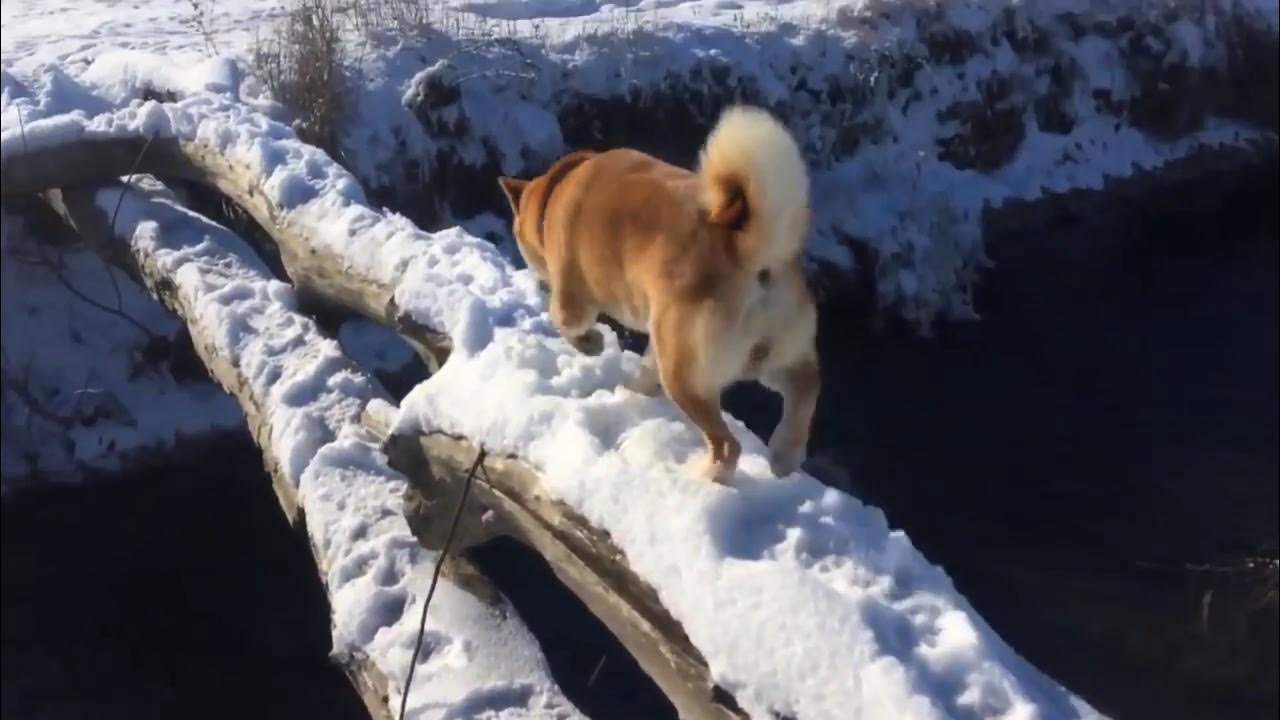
698,105,810,270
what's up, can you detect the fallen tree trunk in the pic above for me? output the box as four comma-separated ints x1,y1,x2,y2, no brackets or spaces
41,181,398,720
43,183,310,521
40,178,596,719
14,134,744,718
5,137,452,372
41,178,594,720
362,403,745,720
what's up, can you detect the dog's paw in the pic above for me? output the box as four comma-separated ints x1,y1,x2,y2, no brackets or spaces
570,328,605,356
697,453,737,485
768,441,806,478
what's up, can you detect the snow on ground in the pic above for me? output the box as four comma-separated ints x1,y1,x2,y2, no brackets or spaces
339,318,419,374
93,177,584,719
335,0,1274,325
0,208,242,486
4,67,1108,717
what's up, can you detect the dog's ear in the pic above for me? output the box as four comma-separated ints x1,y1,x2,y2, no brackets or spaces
497,176,530,215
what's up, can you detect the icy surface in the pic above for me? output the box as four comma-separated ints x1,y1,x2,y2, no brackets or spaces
92,180,583,720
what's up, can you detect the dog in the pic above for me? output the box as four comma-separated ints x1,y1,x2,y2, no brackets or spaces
497,105,820,484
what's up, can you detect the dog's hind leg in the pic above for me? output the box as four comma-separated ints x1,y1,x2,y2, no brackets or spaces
664,373,739,484
549,280,604,356
761,353,820,477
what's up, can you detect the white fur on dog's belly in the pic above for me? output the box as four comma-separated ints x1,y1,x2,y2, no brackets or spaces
714,278,810,386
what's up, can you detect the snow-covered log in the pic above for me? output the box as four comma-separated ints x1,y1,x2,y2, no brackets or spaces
363,402,745,720
9,129,743,719
9,127,761,717
32,159,744,719
38,179,583,720
43,181,316,520
27,148,742,712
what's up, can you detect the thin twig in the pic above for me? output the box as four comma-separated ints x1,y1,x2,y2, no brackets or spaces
109,129,160,237
454,68,538,85
587,655,608,688
94,129,162,318
16,102,29,155
1137,557,1279,575
100,255,128,324
185,0,222,56
398,447,487,720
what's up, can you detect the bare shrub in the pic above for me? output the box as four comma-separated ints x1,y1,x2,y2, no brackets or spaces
252,0,348,156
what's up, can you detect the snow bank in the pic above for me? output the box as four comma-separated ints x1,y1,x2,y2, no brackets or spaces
91,179,583,720
360,0,1277,326
5,0,1277,327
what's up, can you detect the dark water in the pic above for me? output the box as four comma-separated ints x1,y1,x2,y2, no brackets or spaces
3,163,1276,720
0,437,371,720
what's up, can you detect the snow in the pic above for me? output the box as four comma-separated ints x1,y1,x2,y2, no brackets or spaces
0,208,242,485
341,0,1274,325
2,0,1278,717
339,319,418,374
92,178,583,720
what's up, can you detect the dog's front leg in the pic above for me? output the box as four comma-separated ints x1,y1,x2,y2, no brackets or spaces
762,354,820,477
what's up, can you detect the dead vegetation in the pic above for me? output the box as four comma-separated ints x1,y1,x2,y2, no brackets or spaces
342,0,437,35
251,0,348,156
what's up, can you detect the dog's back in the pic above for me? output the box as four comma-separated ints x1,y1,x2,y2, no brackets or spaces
542,148,733,331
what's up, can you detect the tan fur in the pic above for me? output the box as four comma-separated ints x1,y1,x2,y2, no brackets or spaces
498,105,820,484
